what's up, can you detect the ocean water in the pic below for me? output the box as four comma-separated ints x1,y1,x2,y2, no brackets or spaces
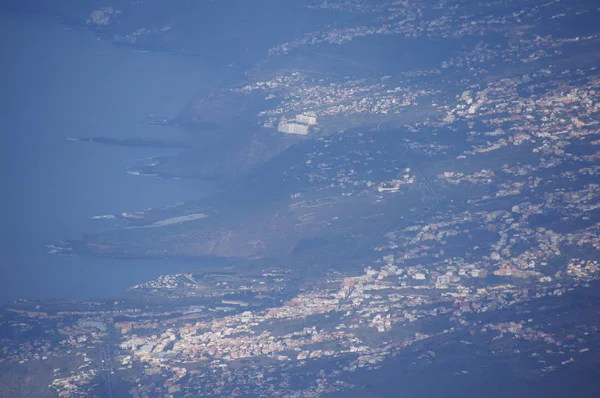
0,12,226,304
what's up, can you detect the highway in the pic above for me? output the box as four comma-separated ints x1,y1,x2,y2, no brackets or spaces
99,342,115,398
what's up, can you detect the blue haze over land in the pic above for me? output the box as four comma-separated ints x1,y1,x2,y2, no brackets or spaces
2,1,600,397
0,13,221,304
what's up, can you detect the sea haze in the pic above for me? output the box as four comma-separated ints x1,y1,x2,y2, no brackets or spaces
0,12,227,304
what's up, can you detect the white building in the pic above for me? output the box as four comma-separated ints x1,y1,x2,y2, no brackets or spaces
295,112,317,125
278,121,309,135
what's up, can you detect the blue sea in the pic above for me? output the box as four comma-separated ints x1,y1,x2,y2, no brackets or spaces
0,12,226,304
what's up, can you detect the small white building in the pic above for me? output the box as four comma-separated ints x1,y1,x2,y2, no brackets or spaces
295,112,317,125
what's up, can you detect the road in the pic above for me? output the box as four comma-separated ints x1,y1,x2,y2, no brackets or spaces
377,120,440,219
99,342,115,398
